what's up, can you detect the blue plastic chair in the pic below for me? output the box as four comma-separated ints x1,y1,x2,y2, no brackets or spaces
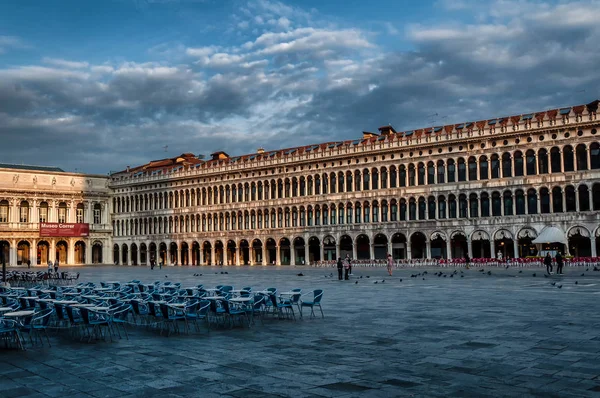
300,289,324,319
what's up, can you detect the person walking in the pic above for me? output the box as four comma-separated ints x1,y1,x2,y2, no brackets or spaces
345,254,352,275
343,257,350,280
54,259,59,274
465,255,470,269
386,253,394,276
150,257,155,270
336,257,344,280
556,252,564,275
544,253,553,275
47,260,53,274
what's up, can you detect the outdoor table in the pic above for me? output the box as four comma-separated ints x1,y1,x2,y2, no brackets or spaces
4,310,35,319
9,287,25,290
229,297,252,303
89,307,109,311
20,296,38,300
169,303,185,308
93,288,112,292
0,307,14,313
82,295,101,299
53,300,79,305
62,292,79,296
254,290,275,295
70,303,95,307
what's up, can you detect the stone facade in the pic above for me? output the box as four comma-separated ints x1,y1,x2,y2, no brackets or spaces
108,101,600,266
0,166,111,266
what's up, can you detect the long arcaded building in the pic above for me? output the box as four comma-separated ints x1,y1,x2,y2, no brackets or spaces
109,100,600,266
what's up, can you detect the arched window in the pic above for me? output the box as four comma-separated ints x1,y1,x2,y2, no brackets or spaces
579,185,590,211
526,150,536,175
447,159,456,182
448,195,457,218
315,175,321,195
515,190,525,215
418,197,426,220
480,192,490,217
322,175,328,194
459,194,468,218
363,202,369,223
502,153,512,177
563,145,574,172
468,157,477,181
399,165,406,187
427,162,435,185
390,166,397,188
469,193,478,218
330,173,337,193
438,195,446,219
503,191,513,216
490,154,500,179
527,189,537,214
552,187,563,213
565,185,576,212
355,203,361,223
354,170,361,191
538,149,548,174
457,158,466,181
392,200,399,221
39,202,48,223
346,172,353,192
408,164,415,186
550,147,561,173
540,188,550,213
76,203,84,223
380,168,386,189
19,201,29,223
362,169,370,190
370,202,377,222
479,156,488,180
337,172,344,192
491,192,501,216
371,169,378,190
591,143,600,169
408,198,416,220
437,160,445,184
576,144,588,170
417,163,425,185
514,151,524,176
428,196,436,219
58,202,68,223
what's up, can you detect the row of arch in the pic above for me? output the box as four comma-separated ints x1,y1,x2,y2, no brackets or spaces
113,184,600,236
113,142,600,213
113,225,600,265
0,240,103,265
0,200,102,224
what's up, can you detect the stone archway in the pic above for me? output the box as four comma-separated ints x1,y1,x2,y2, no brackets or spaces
430,232,447,259
130,243,138,265
450,232,468,259
471,230,491,259
493,229,514,260
323,235,336,261
159,242,167,265
75,241,86,264
37,240,50,265
239,240,249,265
169,242,178,265
56,240,68,264
308,236,321,263
92,241,103,264
568,227,592,257
293,237,306,265
373,233,388,259
265,238,276,265
517,227,538,258
252,239,262,265
410,232,426,259
149,242,157,264
140,243,147,265
17,240,30,266
214,241,224,265
391,233,407,260
339,235,353,259
356,234,371,259
121,244,129,265
180,242,189,265
191,241,200,265
279,238,291,265
202,241,211,265
113,244,120,265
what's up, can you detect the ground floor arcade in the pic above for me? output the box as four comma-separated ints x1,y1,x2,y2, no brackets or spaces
0,236,111,266
112,223,600,266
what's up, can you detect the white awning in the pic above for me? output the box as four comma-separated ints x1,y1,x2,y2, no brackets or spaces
532,226,567,244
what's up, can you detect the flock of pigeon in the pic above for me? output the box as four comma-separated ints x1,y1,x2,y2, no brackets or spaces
320,265,600,288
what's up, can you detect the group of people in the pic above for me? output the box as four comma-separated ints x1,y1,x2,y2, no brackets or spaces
337,253,396,280
46,260,59,274
544,252,564,275
149,257,163,270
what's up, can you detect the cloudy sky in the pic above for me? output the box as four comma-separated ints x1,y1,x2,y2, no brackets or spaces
0,0,598,174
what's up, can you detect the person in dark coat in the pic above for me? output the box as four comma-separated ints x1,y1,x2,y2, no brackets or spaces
336,257,343,280
555,252,563,275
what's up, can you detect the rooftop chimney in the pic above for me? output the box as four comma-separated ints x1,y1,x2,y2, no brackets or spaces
257,147,265,154
126,166,130,172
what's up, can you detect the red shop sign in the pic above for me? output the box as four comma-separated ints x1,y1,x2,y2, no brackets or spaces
39,223,90,237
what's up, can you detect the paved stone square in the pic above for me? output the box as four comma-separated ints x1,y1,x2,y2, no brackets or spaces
2,264,600,397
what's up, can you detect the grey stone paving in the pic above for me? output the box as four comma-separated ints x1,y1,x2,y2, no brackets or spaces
2,264,600,397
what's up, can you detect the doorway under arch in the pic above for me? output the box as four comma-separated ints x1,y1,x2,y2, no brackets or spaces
92,241,103,264
56,241,68,264
37,240,50,265
74,241,86,264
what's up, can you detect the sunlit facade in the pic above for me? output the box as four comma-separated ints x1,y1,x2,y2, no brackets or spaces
109,101,600,265
0,165,111,266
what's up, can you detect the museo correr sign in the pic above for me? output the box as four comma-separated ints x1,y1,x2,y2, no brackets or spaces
39,223,90,237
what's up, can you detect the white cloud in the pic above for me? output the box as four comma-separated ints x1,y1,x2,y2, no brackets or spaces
42,57,89,69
